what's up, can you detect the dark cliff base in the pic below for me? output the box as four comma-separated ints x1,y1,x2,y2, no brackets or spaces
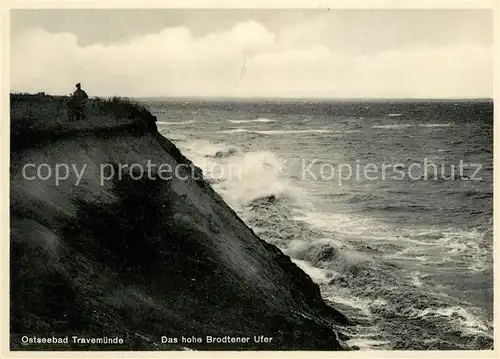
10,94,350,350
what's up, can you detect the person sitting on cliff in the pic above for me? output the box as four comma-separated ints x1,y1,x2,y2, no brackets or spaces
68,83,89,120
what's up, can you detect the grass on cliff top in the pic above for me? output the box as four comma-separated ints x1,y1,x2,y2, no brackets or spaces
10,93,156,135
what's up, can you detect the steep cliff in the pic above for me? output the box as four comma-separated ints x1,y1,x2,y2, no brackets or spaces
10,94,350,350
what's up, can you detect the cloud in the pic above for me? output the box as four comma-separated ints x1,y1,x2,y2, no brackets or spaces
11,20,492,98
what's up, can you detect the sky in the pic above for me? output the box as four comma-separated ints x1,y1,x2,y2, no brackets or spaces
10,9,493,99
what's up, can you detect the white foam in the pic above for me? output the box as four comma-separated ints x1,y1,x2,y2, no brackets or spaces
421,123,451,128
217,128,252,134
372,123,451,130
326,292,387,320
411,306,491,335
372,124,413,130
217,128,332,135
328,295,372,318
293,209,489,274
257,129,332,135
410,271,424,287
179,142,304,207
292,211,390,237
176,141,308,208
291,259,332,284
346,337,391,350
286,237,347,258
384,226,489,271
228,118,276,124
436,228,484,256
157,120,197,125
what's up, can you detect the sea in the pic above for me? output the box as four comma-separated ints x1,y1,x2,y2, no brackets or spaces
141,98,493,350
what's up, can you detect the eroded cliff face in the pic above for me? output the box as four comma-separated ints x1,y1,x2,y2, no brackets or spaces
10,96,349,350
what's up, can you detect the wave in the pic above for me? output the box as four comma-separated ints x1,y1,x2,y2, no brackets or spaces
238,174,489,272
372,123,451,130
217,128,333,135
208,147,241,159
258,129,333,135
333,192,379,205
217,128,251,134
345,336,390,350
421,123,452,128
292,258,335,284
265,210,490,348
178,141,301,208
157,120,197,125
410,306,492,336
372,124,413,130
447,189,491,199
382,227,490,271
387,113,403,117
409,271,425,287
286,237,372,270
285,210,492,335
176,140,236,161
217,151,302,207
320,257,492,349
228,118,276,124
292,211,391,237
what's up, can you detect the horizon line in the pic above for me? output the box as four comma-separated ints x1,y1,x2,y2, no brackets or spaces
132,96,494,102
10,92,494,102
